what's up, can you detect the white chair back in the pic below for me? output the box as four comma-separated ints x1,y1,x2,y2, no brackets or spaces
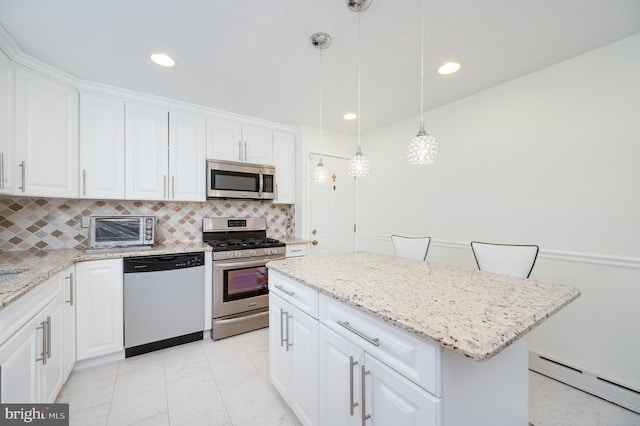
471,241,539,278
391,235,431,261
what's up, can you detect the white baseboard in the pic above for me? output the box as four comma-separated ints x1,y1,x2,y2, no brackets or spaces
73,351,125,371
529,350,640,414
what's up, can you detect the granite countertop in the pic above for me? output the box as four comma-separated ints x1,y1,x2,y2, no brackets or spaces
284,239,312,245
266,251,581,361
0,242,212,310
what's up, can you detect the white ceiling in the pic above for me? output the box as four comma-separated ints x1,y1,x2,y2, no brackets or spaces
1,0,639,135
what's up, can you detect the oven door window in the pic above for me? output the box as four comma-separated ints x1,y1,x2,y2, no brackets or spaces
212,170,259,192
223,265,269,301
95,219,141,242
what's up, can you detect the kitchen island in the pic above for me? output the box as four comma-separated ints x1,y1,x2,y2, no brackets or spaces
266,251,580,426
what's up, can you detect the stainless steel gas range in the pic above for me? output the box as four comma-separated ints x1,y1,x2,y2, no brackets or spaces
203,217,285,340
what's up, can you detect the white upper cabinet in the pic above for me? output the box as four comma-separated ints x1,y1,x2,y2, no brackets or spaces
272,130,295,204
207,118,273,165
14,67,78,198
79,92,125,199
125,101,206,201
169,110,206,201
0,49,14,194
125,101,168,200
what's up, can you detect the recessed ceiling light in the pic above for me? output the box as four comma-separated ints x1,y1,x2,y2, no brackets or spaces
343,113,357,120
150,53,175,67
438,62,460,75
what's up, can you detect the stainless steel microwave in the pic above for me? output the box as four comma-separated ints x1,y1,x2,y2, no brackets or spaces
89,215,156,249
206,159,275,200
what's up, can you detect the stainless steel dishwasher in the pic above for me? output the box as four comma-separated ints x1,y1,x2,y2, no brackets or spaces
123,252,205,357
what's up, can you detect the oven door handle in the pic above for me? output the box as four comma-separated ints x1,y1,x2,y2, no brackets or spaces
215,310,269,325
214,258,284,269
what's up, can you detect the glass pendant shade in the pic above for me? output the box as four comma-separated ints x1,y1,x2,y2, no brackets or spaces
407,123,439,165
311,158,331,183
347,145,371,177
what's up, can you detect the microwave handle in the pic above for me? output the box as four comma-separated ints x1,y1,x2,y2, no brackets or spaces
258,169,263,197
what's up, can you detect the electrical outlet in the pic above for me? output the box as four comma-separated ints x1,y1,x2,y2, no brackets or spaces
81,216,90,228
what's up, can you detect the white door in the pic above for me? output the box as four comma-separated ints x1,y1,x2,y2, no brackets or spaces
289,304,319,426
268,293,291,402
0,317,39,403
206,118,242,162
309,153,355,256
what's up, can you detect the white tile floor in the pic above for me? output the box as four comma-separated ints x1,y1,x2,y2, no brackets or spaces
57,328,640,426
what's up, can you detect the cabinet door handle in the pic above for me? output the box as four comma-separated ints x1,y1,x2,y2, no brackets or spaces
274,284,295,297
275,183,279,200
0,152,4,189
361,365,371,425
163,175,167,198
337,321,380,347
350,356,359,415
285,312,293,351
172,175,175,199
46,316,52,359
65,273,74,306
279,308,287,347
238,140,242,161
82,169,87,196
36,320,47,365
19,160,25,192
244,142,248,161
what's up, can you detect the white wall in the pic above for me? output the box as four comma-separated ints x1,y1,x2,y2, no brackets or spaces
355,34,640,390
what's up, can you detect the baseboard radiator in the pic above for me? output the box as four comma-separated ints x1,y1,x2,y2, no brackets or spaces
529,350,640,414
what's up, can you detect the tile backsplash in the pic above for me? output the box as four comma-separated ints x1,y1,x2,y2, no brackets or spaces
0,197,294,252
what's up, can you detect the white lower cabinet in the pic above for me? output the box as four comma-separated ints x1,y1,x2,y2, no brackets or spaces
75,258,124,361
269,291,319,426
0,269,71,403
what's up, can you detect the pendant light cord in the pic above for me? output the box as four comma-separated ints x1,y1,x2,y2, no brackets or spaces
357,5,362,148
420,0,424,125
319,48,323,150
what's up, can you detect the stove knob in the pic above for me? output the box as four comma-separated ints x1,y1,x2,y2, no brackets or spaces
249,250,256,256
271,248,277,255
235,251,242,258
227,252,234,259
264,249,270,255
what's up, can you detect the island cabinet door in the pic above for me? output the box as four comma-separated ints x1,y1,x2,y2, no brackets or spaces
363,353,443,426
319,325,363,426
269,293,291,402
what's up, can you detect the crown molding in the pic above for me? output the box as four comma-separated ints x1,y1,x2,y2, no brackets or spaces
0,23,22,59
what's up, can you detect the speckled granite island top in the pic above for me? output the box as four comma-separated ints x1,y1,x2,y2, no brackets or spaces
0,243,211,309
267,251,580,361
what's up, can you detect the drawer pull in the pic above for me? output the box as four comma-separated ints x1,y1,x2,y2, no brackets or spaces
337,320,380,347
274,284,295,297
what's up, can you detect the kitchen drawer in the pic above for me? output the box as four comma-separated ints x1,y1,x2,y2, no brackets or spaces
269,270,318,319
285,243,307,258
319,293,442,397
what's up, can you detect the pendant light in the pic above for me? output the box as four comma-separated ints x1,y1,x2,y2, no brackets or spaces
310,32,331,184
347,0,371,178
406,0,439,165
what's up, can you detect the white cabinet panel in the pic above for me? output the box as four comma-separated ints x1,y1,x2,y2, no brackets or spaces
61,267,76,376
206,118,273,164
14,67,78,197
125,102,168,200
0,316,39,403
269,292,319,426
79,93,125,199
169,110,206,201
272,130,295,204
0,49,14,194
75,259,124,360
